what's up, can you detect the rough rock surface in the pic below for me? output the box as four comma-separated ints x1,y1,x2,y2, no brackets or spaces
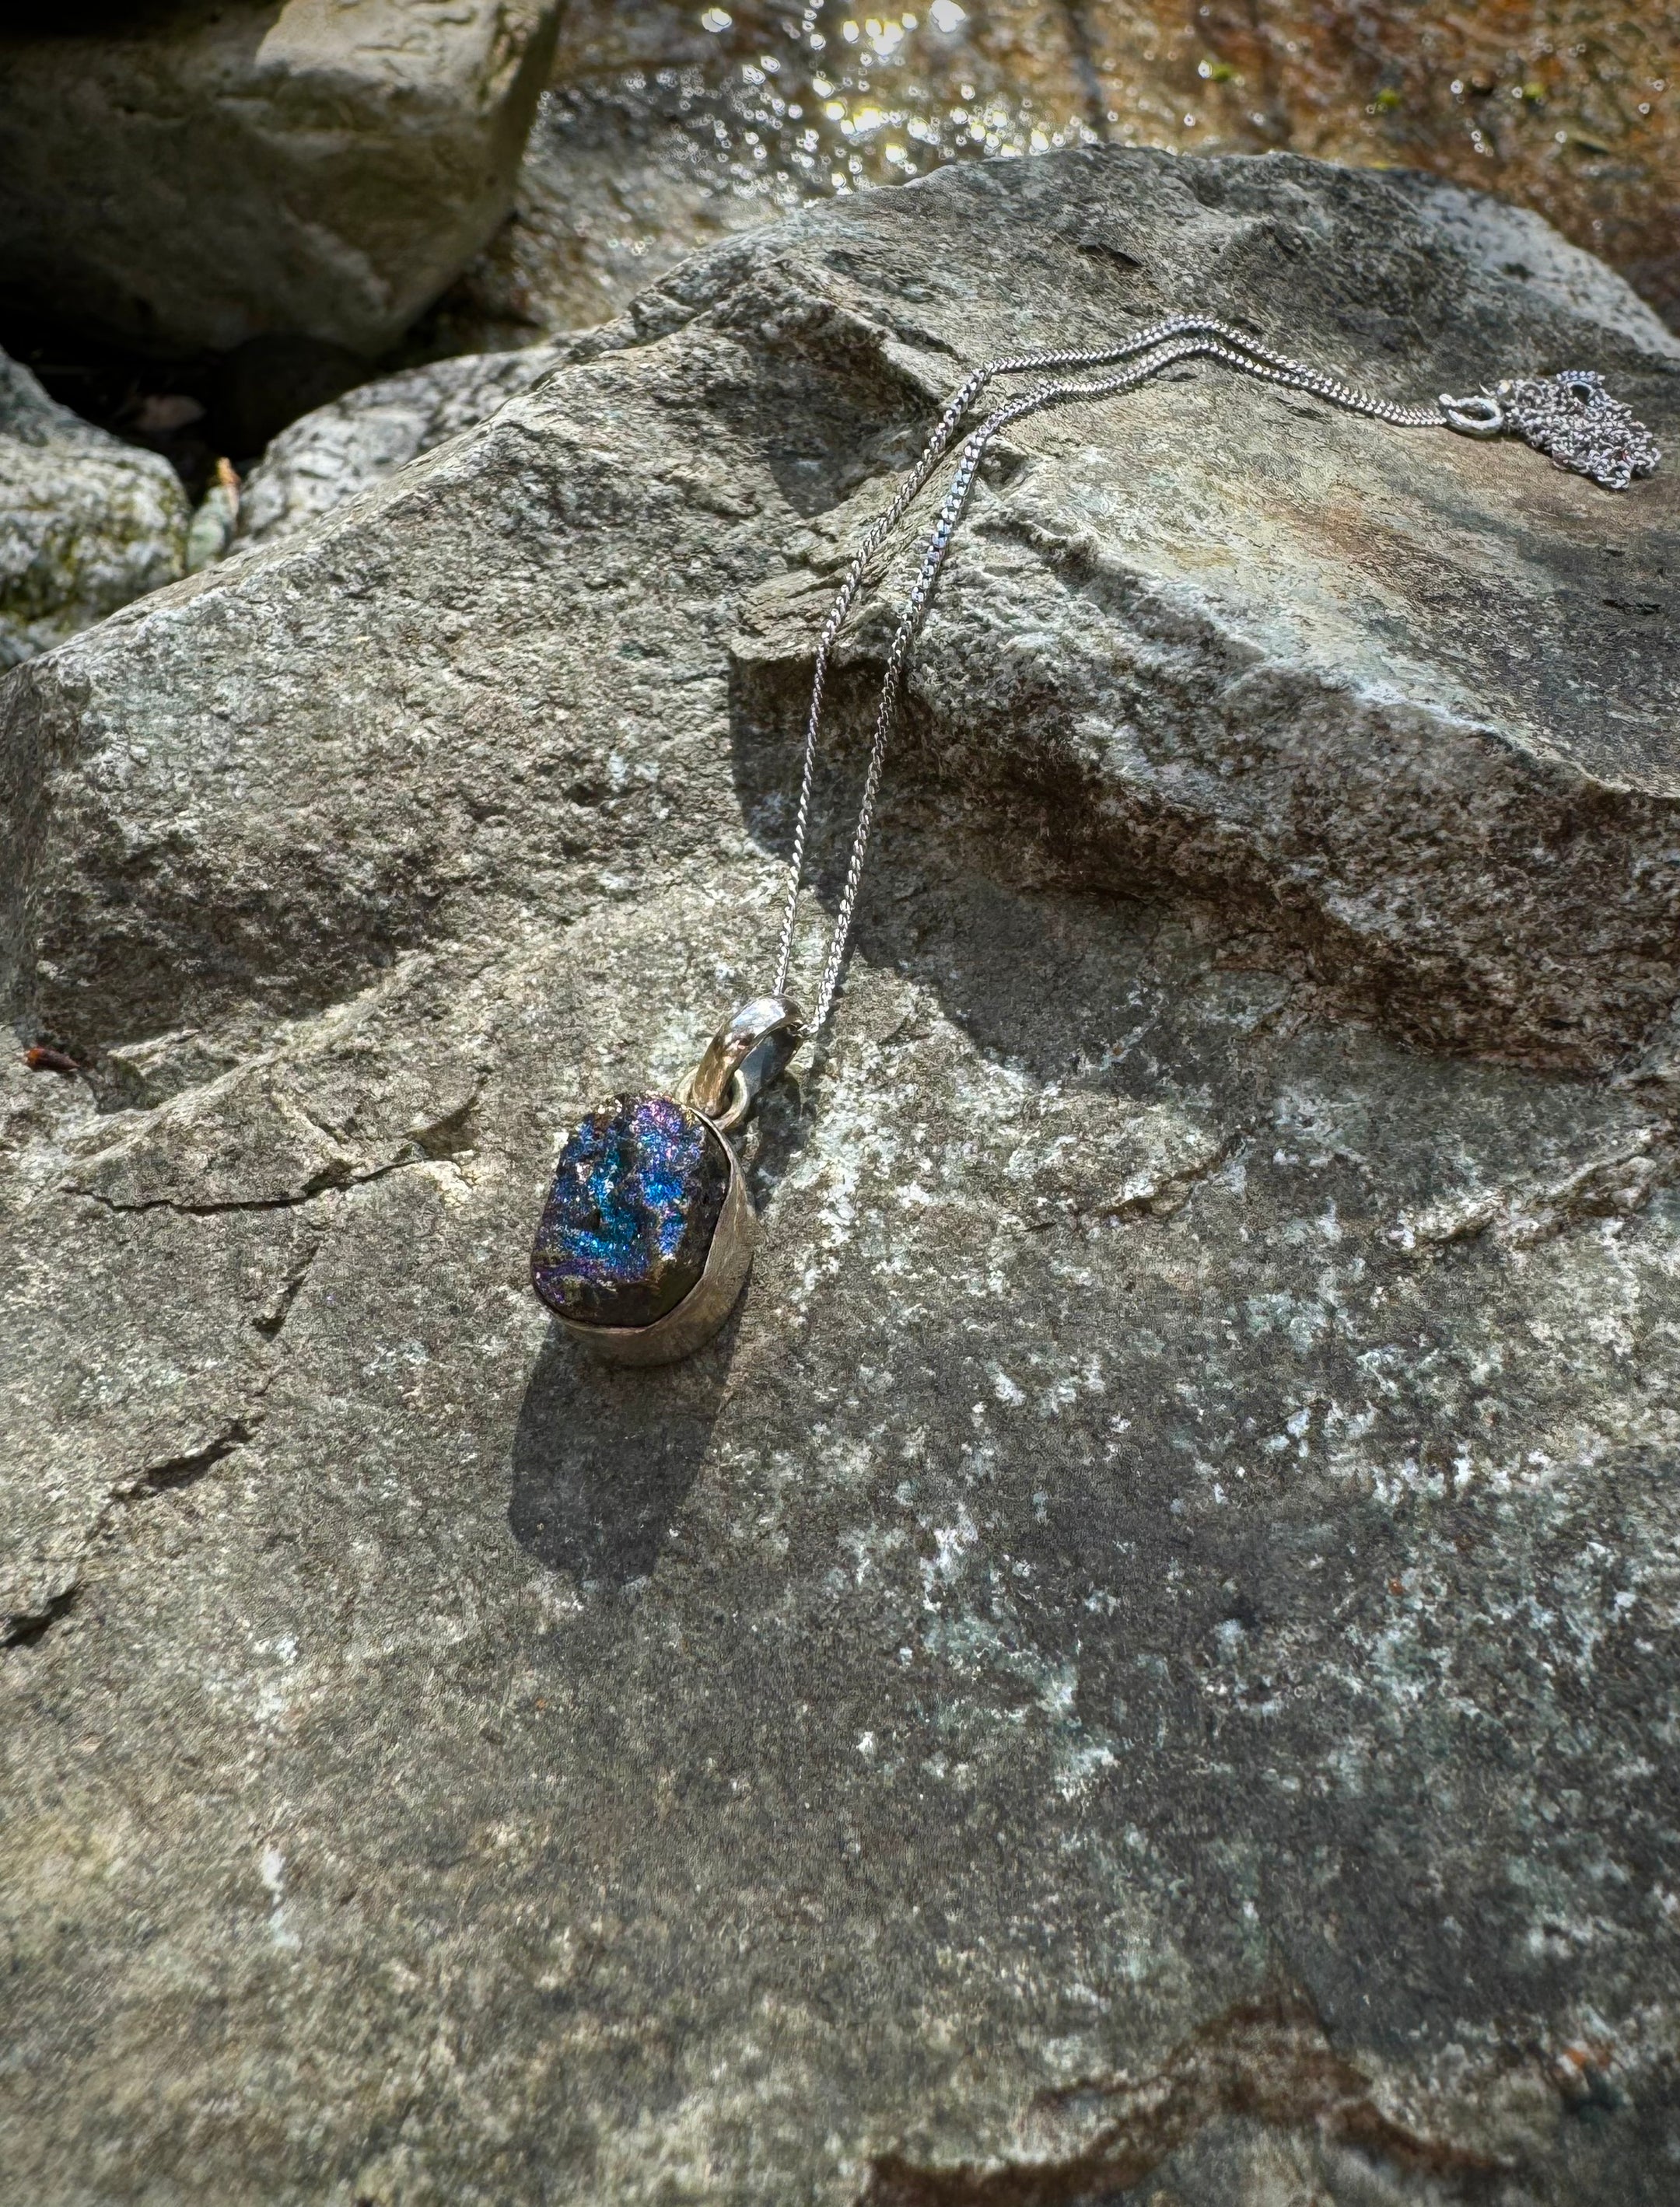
5,149,1680,2202
0,0,562,359
235,153,1680,561
0,348,187,669
233,337,576,547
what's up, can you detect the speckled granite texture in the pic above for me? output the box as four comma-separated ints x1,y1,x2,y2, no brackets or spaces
4,149,1680,2203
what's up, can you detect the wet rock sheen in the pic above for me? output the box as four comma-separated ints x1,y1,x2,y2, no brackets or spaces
530,1093,729,1330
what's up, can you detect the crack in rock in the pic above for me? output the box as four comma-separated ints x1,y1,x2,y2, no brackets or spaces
1390,1125,1678,1250
59,1041,485,1217
253,1232,328,1338
1,1585,78,1650
2,1416,261,1652
114,1419,253,1500
860,1993,1508,2205
403,1086,481,1161
70,1152,430,1219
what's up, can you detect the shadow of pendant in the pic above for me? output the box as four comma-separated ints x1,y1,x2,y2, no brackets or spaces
509,1312,736,1585
530,1091,756,1366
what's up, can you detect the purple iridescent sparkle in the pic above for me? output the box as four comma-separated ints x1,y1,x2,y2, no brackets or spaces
530,1093,730,1330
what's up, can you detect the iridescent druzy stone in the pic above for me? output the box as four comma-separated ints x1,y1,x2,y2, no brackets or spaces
531,1093,731,1331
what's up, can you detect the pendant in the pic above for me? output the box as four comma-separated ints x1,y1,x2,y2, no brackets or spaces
530,997,804,1364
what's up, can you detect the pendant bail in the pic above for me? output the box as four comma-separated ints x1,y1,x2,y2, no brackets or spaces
681,995,806,1135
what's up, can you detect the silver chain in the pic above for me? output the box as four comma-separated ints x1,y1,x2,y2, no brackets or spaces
768,313,1452,1034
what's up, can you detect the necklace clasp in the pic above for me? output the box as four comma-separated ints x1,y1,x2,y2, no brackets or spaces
1440,389,1506,438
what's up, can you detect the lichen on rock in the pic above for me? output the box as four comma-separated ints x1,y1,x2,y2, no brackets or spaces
0,349,188,669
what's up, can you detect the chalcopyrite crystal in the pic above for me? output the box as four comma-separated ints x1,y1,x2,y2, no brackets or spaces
530,1094,730,1330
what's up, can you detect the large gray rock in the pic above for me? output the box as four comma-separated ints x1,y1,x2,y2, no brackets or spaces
229,317,656,547
5,149,1680,2202
0,0,562,359
0,348,187,668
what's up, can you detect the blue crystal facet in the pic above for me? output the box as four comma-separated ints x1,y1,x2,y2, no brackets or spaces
531,1093,730,1331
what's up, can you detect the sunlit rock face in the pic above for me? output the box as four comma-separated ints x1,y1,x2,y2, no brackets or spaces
409,0,1678,356
530,1094,730,1330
